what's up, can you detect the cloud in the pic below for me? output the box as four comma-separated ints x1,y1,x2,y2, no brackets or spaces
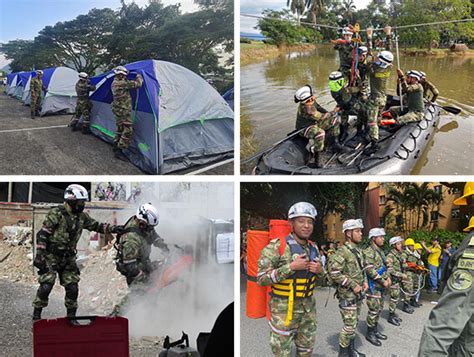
240,0,284,34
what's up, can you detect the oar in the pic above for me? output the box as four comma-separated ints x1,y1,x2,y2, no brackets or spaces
432,103,461,115
241,126,306,164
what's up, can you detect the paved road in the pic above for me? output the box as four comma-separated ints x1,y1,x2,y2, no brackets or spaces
0,94,233,175
240,276,438,357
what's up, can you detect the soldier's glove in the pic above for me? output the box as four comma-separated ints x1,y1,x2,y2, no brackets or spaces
110,225,126,235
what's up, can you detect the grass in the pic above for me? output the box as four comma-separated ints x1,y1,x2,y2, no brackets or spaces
240,41,317,66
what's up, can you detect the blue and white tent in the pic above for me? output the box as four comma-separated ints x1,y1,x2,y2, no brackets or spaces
88,59,234,174
5,73,16,94
38,67,78,115
7,72,25,96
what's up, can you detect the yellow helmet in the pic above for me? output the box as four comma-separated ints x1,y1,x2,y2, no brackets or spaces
404,238,415,246
464,216,474,232
453,182,474,206
414,243,422,250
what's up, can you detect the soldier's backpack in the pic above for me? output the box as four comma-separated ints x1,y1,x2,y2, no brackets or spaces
113,218,142,276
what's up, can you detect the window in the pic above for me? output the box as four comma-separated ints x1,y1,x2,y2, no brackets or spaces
431,211,439,221
379,195,386,205
451,208,460,219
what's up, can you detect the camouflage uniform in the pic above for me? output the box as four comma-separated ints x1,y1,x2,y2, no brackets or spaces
113,217,167,314
363,244,389,328
330,85,367,129
72,79,96,129
111,76,143,149
30,76,43,117
334,42,355,81
418,232,474,357
402,249,417,300
365,35,392,141
386,248,407,313
391,79,424,124
296,102,339,153
421,79,439,103
257,235,322,357
33,204,113,310
327,241,367,349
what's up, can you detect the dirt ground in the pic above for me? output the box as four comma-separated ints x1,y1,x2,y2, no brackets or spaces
0,93,233,175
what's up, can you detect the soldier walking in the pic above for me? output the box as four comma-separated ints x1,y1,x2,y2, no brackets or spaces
32,184,123,320
386,236,414,327
111,66,143,161
363,228,391,347
257,202,324,357
30,70,45,119
71,72,96,134
111,203,168,316
327,219,368,357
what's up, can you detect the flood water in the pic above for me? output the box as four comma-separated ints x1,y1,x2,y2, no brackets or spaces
241,45,474,175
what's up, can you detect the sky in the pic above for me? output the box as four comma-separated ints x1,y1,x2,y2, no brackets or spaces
240,0,372,34
0,0,199,43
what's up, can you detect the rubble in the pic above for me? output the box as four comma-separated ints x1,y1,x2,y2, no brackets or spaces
1,226,32,247
79,242,129,315
0,240,35,284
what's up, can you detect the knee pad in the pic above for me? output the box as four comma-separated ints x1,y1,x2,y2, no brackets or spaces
38,283,54,299
65,283,79,300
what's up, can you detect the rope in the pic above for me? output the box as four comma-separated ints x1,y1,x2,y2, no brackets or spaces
400,274,425,297
240,13,341,29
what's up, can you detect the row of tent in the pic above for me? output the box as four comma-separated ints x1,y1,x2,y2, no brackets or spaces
5,60,234,174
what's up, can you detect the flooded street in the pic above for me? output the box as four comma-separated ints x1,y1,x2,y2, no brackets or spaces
241,45,474,174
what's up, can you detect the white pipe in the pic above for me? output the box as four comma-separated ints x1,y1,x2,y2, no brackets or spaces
396,35,404,111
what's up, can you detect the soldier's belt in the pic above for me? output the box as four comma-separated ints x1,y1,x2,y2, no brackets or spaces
47,246,76,257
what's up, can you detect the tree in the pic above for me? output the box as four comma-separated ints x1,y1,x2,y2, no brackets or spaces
288,0,306,24
339,0,356,24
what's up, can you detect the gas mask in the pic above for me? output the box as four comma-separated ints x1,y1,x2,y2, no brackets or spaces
68,200,86,214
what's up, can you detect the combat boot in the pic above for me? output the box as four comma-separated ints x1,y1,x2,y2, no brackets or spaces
374,323,387,340
307,152,322,169
338,345,350,357
365,326,382,346
31,113,35,119
331,137,351,154
339,124,349,143
82,126,91,135
393,313,402,322
32,307,42,321
402,302,414,314
410,298,422,308
66,308,77,318
70,121,79,132
349,339,366,357
387,313,400,326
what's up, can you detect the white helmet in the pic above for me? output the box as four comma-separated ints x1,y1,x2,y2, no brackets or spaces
36,70,43,75
420,71,426,79
136,203,159,226
378,50,393,65
329,71,344,81
294,85,313,103
342,219,364,232
288,202,317,220
389,236,404,245
78,72,88,79
64,184,89,201
368,227,386,239
358,46,368,55
407,70,422,81
342,27,353,35
114,66,128,76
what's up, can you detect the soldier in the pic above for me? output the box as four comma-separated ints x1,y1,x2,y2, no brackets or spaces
327,219,368,357
389,70,425,125
111,203,169,315
419,71,439,103
418,181,473,356
32,184,123,320
294,85,344,168
363,228,391,347
71,72,96,134
111,66,143,161
30,70,45,119
257,202,324,357
402,238,421,308
332,26,355,81
364,26,393,148
386,236,414,327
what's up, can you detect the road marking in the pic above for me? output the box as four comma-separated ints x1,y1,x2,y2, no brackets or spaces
0,125,68,133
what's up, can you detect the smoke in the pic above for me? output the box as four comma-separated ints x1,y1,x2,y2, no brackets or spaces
116,182,234,345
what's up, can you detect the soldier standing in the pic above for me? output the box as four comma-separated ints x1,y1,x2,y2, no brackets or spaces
294,85,344,168
332,26,355,82
111,66,143,161
386,236,414,327
363,228,391,347
327,219,368,357
32,184,123,320
30,70,45,119
112,203,169,316
71,72,96,134
418,182,473,356
402,238,422,308
257,202,323,357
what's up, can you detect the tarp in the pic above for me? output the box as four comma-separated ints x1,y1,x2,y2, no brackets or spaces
88,59,234,174
19,71,35,103
39,67,79,116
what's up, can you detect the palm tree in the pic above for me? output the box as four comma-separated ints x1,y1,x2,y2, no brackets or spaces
339,0,356,24
287,0,306,24
305,0,326,25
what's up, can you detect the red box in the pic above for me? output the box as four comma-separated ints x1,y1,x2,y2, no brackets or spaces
33,316,129,357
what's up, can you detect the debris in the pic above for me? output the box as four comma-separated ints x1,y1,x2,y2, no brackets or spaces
1,226,32,246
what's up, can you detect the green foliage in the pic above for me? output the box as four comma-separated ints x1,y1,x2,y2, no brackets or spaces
408,229,466,248
258,9,321,46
